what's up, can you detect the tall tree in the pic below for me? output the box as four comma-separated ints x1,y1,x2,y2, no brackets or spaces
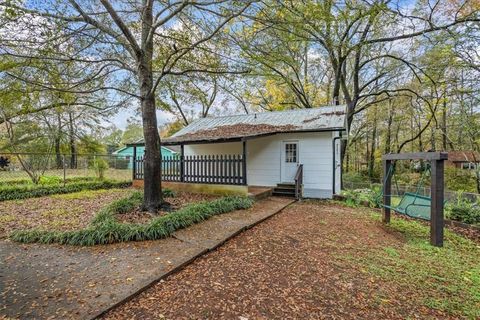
1,1,254,212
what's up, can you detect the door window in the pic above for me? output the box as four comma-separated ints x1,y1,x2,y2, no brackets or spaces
285,143,297,163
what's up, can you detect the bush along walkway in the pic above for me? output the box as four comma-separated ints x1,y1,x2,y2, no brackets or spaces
1,196,294,320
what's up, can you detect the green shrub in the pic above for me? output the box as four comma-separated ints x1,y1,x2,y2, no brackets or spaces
162,188,175,198
10,193,253,246
91,158,109,179
0,180,131,201
341,188,382,208
0,176,97,187
38,175,63,185
445,167,477,193
343,172,370,184
446,194,480,225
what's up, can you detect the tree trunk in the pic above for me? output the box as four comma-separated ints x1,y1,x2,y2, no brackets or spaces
475,169,480,194
385,102,393,154
430,126,436,151
140,89,162,212
55,137,62,169
442,97,447,150
55,113,62,169
68,112,77,169
368,112,377,179
139,2,162,213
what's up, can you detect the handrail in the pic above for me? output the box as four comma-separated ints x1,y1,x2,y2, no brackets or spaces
294,164,303,200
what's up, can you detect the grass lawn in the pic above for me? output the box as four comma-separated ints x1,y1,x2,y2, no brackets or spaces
0,168,132,183
344,209,480,319
103,200,480,319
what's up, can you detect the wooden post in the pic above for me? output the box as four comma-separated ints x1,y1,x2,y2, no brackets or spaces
383,159,392,223
430,159,444,247
132,145,137,180
180,144,184,182
242,140,247,185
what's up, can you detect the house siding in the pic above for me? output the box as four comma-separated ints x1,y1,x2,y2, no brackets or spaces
184,131,337,199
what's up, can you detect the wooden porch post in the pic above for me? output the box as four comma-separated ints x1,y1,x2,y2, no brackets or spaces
383,159,392,223
132,145,137,180
180,144,185,182
242,139,247,185
430,159,444,247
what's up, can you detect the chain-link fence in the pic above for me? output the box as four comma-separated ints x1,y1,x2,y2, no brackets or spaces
0,153,133,185
343,180,480,203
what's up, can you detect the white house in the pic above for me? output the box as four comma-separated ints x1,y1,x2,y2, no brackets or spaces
131,105,347,199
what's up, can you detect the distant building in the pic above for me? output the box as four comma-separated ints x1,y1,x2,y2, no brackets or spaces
447,151,480,169
113,145,179,169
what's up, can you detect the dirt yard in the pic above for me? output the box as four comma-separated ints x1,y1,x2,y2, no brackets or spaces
103,200,480,320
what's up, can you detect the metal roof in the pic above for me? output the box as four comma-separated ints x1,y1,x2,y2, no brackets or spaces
129,105,347,146
162,105,346,144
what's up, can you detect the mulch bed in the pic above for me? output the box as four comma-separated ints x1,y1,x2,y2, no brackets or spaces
116,192,220,224
0,188,134,238
102,201,457,320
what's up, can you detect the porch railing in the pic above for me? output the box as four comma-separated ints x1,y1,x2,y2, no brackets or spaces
294,164,303,199
134,154,246,185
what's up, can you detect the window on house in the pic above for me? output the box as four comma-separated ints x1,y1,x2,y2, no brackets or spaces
462,162,477,170
285,143,297,163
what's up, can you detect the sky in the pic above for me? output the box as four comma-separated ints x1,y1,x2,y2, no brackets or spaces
110,109,176,130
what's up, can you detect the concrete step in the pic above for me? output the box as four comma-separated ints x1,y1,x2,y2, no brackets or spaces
248,187,273,201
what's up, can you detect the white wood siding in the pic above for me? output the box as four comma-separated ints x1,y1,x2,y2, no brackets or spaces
182,132,337,198
184,142,241,156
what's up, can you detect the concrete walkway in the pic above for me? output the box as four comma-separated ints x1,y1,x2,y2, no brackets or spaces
0,196,294,320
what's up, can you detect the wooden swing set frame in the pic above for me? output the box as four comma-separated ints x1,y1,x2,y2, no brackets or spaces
382,152,448,247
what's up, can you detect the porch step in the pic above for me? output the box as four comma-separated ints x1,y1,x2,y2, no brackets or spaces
276,183,295,189
272,183,296,198
248,187,273,201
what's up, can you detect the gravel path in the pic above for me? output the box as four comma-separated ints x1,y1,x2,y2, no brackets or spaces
103,201,456,320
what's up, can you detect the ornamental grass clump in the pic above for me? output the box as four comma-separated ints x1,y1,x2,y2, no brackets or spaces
10,192,253,246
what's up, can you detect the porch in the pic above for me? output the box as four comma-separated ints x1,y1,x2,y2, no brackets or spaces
131,140,303,199
133,145,247,186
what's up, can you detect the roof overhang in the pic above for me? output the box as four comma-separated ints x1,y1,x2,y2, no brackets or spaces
127,127,346,147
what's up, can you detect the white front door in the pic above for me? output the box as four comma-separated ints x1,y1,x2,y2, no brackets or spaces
281,141,299,182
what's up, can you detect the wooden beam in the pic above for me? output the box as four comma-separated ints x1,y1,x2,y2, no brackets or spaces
430,159,444,247
180,144,185,182
383,159,392,223
382,152,448,161
242,140,247,185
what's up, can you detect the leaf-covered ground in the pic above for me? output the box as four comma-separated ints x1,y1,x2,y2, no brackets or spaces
0,188,135,237
1,197,292,319
0,189,219,238
104,200,480,320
